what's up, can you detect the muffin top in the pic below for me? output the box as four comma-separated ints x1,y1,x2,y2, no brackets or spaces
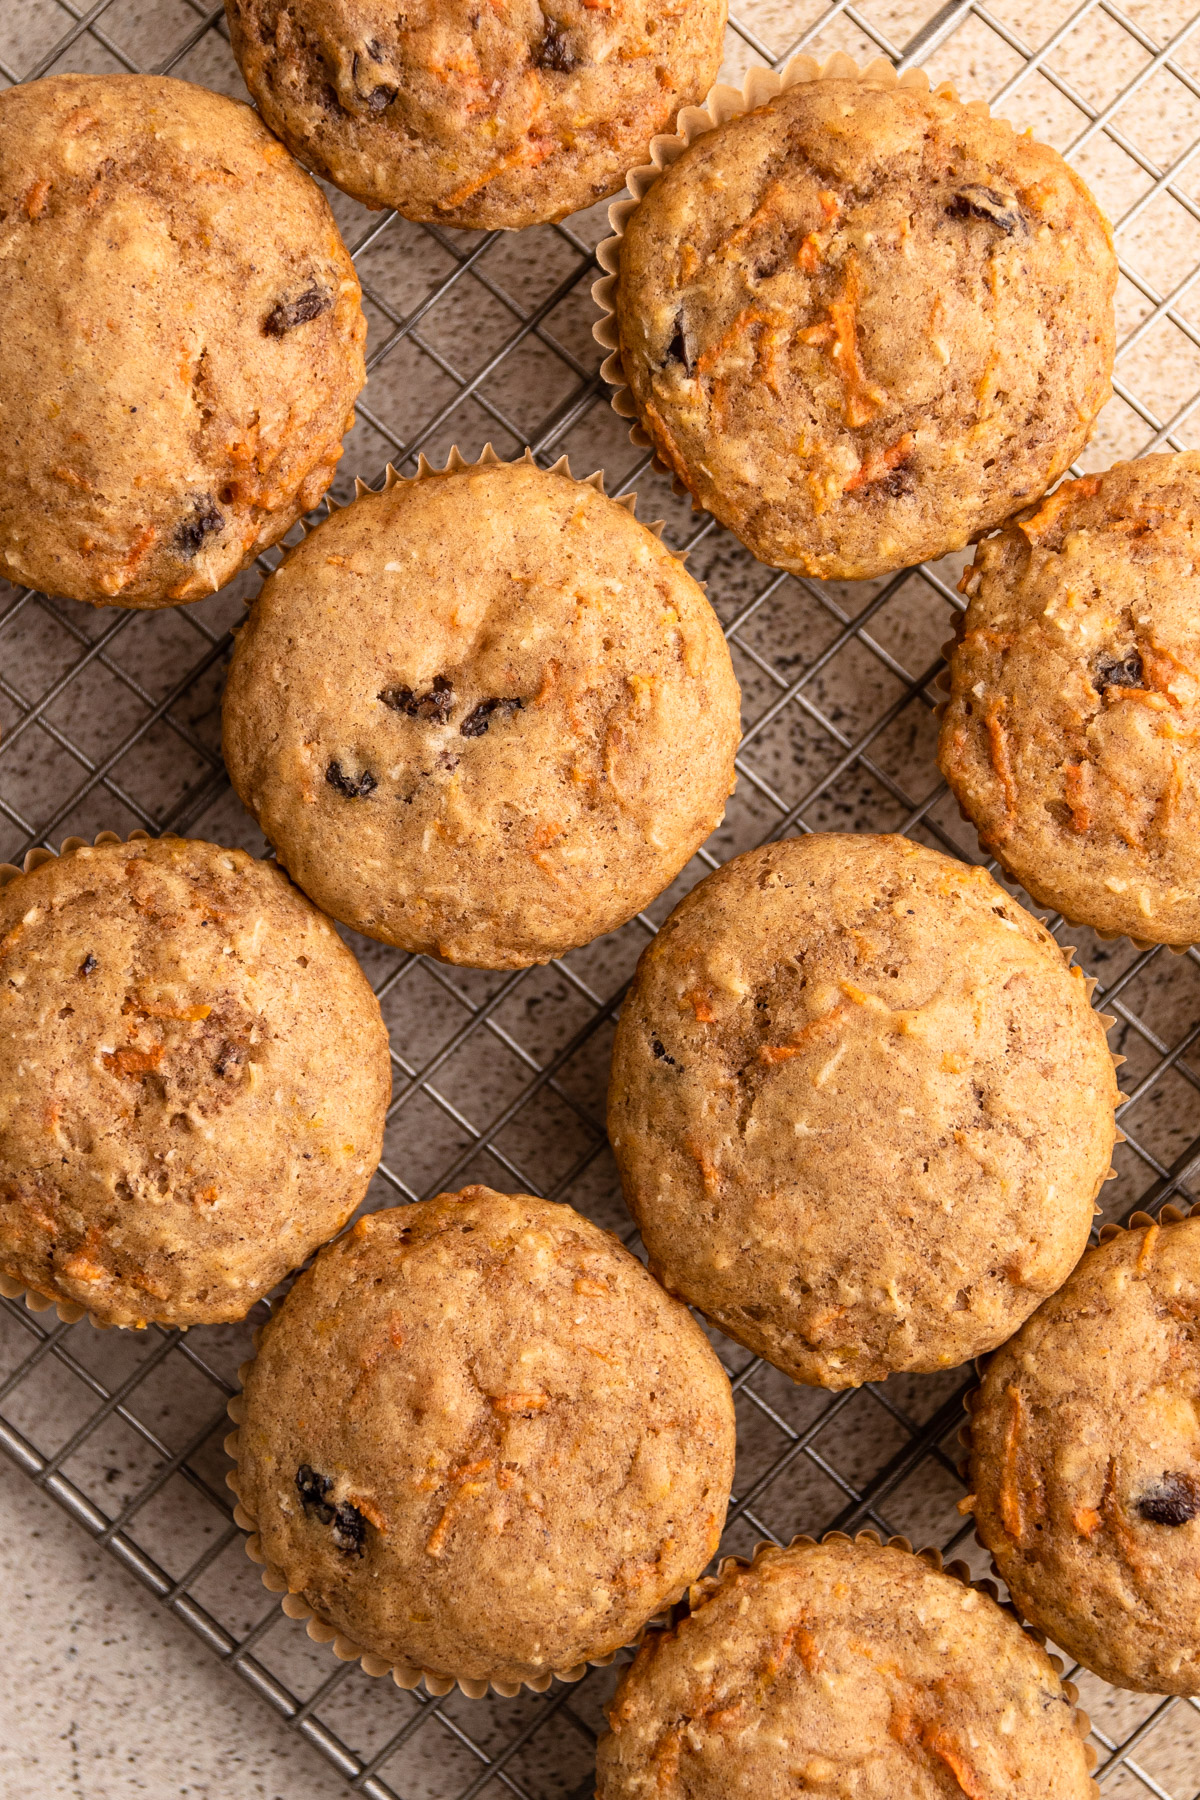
226,0,728,229
0,836,389,1327
234,1187,736,1685
596,1535,1094,1799
609,833,1118,1388
222,457,741,967
969,1215,1200,1695
615,74,1115,580
0,73,365,607
939,454,1200,946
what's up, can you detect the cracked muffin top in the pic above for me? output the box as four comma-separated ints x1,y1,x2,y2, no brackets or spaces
222,457,741,968
968,1215,1200,1695
614,73,1115,580
226,0,728,229
233,1186,736,1686
0,836,389,1327
939,453,1200,946
608,833,1118,1389
595,1535,1095,1800
0,73,365,608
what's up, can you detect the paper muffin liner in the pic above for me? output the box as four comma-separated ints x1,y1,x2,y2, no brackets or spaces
957,1200,1200,1696
590,51,997,500
642,1528,1097,1781
0,828,157,1330
224,1323,677,1700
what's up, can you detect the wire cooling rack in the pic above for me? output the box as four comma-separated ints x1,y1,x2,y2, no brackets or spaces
4,0,1200,1794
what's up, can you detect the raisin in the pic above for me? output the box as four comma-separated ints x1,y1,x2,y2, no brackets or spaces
380,675,455,722
326,761,378,798
176,495,224,558
946,185,1022,233
650,1036,677,1066
263,286,333,337
78,952,97,978
1137,1471,1200,1526
367,85,397,111
536,17,578,71
460,697,523,738
213,1042,244,1078
879,465,915,498
1093,650,1143,692
296,1464,367,1555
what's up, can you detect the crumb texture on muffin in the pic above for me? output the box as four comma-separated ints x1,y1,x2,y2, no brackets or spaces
235,1186,736,1684
222,457,741,967
596,1536,1095,1798
940,453,1200,946
970,1215,1200,1695
226,0,728,228
0,836,389,1326
616,76,1115,579
0,73,365,607
609,833,1118,1387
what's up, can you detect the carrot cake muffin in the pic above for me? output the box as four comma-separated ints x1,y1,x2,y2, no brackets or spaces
940,454,1200,946
608,833,1119,1388
613,74,1115,578
0,836,389,1327
0,73,365,607
968,1213,1200,1695
232,1186,736,1686
222,455,741,968
596,1535,1095,1798
226,0,728,229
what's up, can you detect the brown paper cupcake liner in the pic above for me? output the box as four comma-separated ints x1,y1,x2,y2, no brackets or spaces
659,1529,1097,1783
223,1327,666,1700
589,52,998,500
0,828,158,1330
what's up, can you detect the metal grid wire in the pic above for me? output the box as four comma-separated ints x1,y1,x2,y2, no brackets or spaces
3,0,1200,1793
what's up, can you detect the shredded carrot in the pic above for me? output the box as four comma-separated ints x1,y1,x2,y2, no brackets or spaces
1137,1222,1159,1273
573,1276,609,1297
347,1493,389,1533
641,399,694,490
844,432,914,494
797,234,823,272
682,987,715,1023
1105,686,1173,712
119,524,158,581
1000,1384,1026,1543
51,464,94,492
436,137,553,212
984,699,1018,819
695,305,777,378
490,1393,549,1414
686,1139,720,1196
125,996,212,1022
652,1726,682,1792
102,1045,165,1077
759,1004,848,1063
1072,1503,1102,1538
1063,761,1091,834
722,181,788,254
1019,477,1100,540
799,254,885,428
24,178,51,220
921,1725,989,1800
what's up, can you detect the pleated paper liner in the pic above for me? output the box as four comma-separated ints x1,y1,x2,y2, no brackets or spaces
0,829,157,1329
589,50,1002,503
653,1529,1099,1788
224,1324,674,1702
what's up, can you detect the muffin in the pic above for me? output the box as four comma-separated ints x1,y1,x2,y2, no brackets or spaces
0,835,390,1327
611,68,1115,579
608,833,1119,1388
230,1186,737,1689
225,0,728,230
967,1213,1200,1695
939,454,1200,946
0,73,365,607
596,1534,1096,1799
222,453,741,968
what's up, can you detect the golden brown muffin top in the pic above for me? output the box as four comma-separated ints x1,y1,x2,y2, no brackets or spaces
0,836,389,1326
227,0,727,228
940,453,1200,946
609,833,1118,1387
616,76,1115,579
235,1187,737,1685
596,1536,1094,1799
0,73,364,607
222,458,741,967
970,1215,1200,1695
